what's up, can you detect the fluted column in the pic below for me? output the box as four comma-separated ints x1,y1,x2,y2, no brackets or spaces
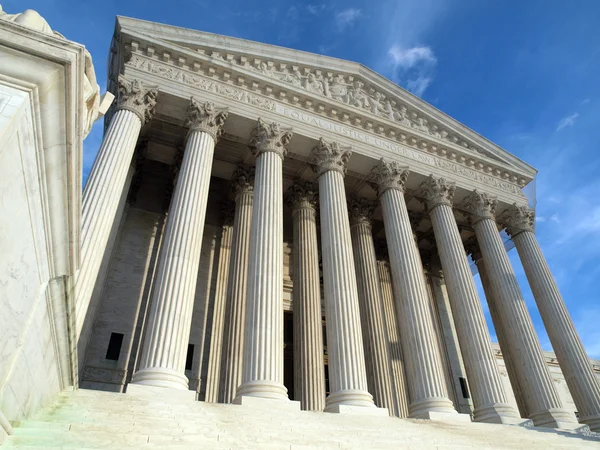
220,166,255,403
131,99,228,390
204,203,235,403
75,76,158,337
234,119,293,401
369,159,457,419
462,191,577,428
286,182,326,411
501,204,600,430
349,198,397,416
465,239,528,418
310,139,375,412
418,176,522,424
375,255,410,418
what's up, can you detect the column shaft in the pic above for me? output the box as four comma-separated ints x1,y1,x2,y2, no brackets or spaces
289,185,326,411
204,220,233,402
474,256,528,417
380,189,456,417
350,202,397,415
428,202,520,423
513,230,600,430
236,150,287,400
221,181,254,403
75,77,157,338
132,130,216,389
318,171,373,410
472,216,576,428
76,109,142,335
376,260,410,417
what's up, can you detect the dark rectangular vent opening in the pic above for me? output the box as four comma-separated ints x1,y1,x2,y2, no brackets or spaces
185,344,195,371
459,377,470,399
105,333,124,361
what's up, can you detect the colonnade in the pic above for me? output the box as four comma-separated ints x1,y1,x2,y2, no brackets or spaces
79,78,600,430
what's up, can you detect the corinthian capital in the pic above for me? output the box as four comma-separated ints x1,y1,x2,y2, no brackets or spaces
464,236,482,262
418,175,456,212
500,203,535,237
310,138,352,177
348,196,376,227
117,75,158,125
230,164,255,200
186,98,229,142
285,181,318,212
461,190,497,224
249,118,293,159
369,158,409,197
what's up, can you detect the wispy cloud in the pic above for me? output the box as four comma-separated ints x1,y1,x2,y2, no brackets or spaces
556,112,579,131
335,8,362,31
388,45,437,96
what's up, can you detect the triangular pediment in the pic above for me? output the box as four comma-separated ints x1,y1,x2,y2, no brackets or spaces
114,16,537,183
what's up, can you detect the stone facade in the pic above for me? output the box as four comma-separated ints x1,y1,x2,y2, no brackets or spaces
3,10,600,447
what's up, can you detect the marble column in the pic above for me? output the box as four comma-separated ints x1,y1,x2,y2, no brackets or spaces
462,191,577,428
286,182,326,412
131,99,228,390
501,204,600,431
234,119,293,402
369,159,457,419
311,138,375,412
465,238,529,418
375,255,410,418
349,197,398,416
204,203,235,403
220,166,255,403
75,76,158,337
418,176,522,424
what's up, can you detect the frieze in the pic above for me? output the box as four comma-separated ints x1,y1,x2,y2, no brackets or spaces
126,55,524,196
127,55,276,112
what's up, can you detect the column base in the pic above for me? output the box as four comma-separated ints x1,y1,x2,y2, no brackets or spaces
474,403,530,425
580,414,600,432
529,408,580,429
126,383,196,402
327,404,389,416
234,380,289,401
130,367,189,391
233,395,300,412
325,389,375,412
409,397,459,419
420,411,472,423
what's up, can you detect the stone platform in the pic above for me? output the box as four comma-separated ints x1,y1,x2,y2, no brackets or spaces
4,389,600,449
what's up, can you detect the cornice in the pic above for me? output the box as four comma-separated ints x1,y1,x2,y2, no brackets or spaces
114,17,537,179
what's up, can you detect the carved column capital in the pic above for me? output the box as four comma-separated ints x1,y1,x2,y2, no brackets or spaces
418,175,456,211
500,203,535,237
464,236,482,262
249,118,293,159
220,201,235,227
116,75,158,125
461,190,497,225
348,196,376,227
285,181,318,212
186,98,229,142
230,164,255,200
369,158,410,197
310,138,352,177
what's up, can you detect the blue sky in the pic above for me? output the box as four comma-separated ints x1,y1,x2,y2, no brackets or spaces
6,0,600,358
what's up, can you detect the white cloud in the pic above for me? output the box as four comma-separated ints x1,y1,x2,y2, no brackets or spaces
536,216,546,222
335,8,361,31
388,45,436,69
581,98,591,105
556,112,579,131
387,45,437,97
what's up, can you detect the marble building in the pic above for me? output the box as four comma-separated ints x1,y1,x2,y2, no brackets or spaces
3,9,600,448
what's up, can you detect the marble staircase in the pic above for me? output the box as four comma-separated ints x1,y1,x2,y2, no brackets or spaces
4,388,600,449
